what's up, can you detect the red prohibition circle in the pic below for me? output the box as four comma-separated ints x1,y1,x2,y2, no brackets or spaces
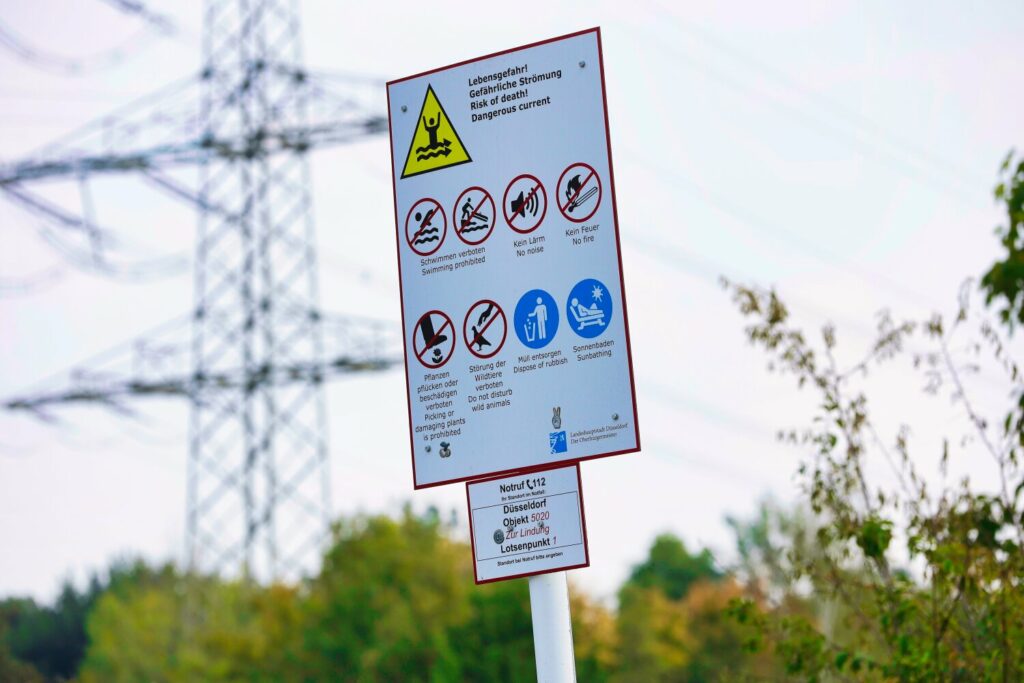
453,186,496,246
502,173,547,234
462,299,507,359
412,309,455,369
405,198,447,256
556,162,602,223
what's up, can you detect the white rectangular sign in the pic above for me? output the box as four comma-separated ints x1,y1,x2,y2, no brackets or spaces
467,464,588,583
387,29,639,488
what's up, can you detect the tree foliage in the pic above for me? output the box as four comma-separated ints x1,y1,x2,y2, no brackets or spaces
5,151,1023,683
624,534,720,601
721,168,1024,680
981,151,1024,332
0,558,158,682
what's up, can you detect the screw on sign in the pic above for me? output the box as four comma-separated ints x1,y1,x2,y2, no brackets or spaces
557,162,601,223
405,198,447,256
454,186,496,245
463,299,507,359
412,310,455,368
503,174,547,233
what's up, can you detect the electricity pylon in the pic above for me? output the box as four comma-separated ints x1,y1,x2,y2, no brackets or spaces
0,0,397,581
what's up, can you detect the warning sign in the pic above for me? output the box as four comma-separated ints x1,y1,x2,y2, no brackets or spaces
388,29,640,488
467,463,589,583
400,85,472,179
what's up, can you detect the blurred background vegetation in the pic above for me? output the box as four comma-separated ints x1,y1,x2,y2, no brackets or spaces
0,502,798,683
2,154,1021,682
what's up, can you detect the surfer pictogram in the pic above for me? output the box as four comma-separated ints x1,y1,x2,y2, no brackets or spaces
453,186,495,245
400,85,471,178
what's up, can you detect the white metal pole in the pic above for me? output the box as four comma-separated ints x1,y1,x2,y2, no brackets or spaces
528,571,577,682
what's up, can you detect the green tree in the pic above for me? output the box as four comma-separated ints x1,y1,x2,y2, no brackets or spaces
301,507,471,682
981,151,1024,332
0,558,158,681
624,534,720,601
0,616,43,683
613,534,779,682
450,579,535,682
74,508,617,682
79,565,303,683
722,158,1024,680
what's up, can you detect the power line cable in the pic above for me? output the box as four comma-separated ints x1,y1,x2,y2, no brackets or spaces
0,264,66,296
623,147,938,310
626,14,987,208
97,0,184,38
0,18,156,75
646,0,994,190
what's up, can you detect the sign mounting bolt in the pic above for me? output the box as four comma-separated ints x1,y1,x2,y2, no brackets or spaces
401,105,408,113
579,60,586,68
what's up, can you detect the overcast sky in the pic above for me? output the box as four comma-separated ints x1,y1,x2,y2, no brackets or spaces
1,0,1022,603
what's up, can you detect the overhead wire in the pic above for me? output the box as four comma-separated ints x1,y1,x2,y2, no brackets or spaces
0,264,67,296
0,18,156,76
96,0,188,40
646,0,993,191
630,7,988,209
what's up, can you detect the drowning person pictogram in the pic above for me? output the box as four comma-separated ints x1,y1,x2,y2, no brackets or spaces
400,85,472,178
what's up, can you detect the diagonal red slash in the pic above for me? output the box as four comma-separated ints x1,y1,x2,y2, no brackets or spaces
510,184,541,222
469,306,504,350
558,170,596,214
410,205,439,243
458,193,491,234
416,316,453,362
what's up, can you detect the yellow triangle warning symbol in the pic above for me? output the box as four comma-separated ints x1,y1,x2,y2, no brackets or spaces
400,85,472,179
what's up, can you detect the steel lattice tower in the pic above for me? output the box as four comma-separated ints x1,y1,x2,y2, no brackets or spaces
1,0,398,583
188,0,329,580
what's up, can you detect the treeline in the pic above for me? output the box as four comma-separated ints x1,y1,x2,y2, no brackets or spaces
0,505,794,682
3,153,1022,682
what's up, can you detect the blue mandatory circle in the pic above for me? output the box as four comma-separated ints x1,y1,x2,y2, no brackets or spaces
566,278,613,338
514,289,559,349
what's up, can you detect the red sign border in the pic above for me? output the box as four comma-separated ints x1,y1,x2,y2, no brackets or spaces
466,462,590,585
462,299,507,359
387,27,642,490
453,186,496,246
556,161,602,224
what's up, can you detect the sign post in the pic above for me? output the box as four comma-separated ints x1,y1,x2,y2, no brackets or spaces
529,571,577,682
387,27,638,681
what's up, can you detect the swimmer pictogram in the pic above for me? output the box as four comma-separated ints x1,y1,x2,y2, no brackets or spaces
405,198,447,256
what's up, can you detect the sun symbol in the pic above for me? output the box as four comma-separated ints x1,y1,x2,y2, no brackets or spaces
591,284,604,302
